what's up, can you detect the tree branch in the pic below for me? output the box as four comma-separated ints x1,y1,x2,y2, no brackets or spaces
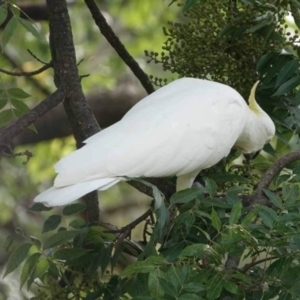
0,89,65,158
84,0,155,95
2,50,51,96
47,0,101,224
248,150,300,206
0,63,51,77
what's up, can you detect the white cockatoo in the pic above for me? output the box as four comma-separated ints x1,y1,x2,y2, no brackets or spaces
34,78,275,206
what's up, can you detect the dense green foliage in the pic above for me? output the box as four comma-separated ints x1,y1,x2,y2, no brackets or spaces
2,0,300,299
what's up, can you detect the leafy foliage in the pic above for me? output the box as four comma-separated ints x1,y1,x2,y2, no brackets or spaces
3,0,300,299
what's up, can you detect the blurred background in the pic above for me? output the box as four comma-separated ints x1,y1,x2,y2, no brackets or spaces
0,1,179,297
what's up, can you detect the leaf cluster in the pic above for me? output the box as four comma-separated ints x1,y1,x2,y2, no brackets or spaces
148,0,299,98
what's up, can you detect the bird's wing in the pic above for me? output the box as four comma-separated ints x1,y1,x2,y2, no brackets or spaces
54,78,247,187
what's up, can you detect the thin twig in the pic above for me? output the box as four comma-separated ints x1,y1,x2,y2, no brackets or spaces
84,0,155,95
3,50,51,96
109,208,153,248
0,63,52,77
27,49,49,65
242,256,277,273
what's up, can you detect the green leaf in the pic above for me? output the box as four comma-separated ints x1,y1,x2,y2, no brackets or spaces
0,5,8,26
207,275,223,299
179,294,201,300
7,87,31,99
148,270,164,298
256,52,275,72
11,98,30,113
258,206,277,228
48,262,60,279
205,178,218,195
262,188,282,208
241,211,258,226
181,243,210,257
20,252,41,288
17,18,43,40
62,203,86,215
0,109,13,127
229,201,242,225
28,203,53,212
182,0,204,12
43,231,79,249
160,278,178,297
275,60,299,88
168,264,183,290
170,188,203,204
53,248,91,260
1,16,18,49
211,208,221,232
68,218,86,229
278,213,300,222
42,215,62,233
272,75,300,96
183,282,205,293
122,261,155,276
247,19,271,33
30,236,42,249
33,258,50,280
223,281,239,295
0,98,8,110
4,243,33,277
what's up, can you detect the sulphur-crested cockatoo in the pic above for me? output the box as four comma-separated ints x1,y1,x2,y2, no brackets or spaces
34,78,275,206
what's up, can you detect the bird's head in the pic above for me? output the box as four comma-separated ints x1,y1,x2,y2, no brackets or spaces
235,81,275,156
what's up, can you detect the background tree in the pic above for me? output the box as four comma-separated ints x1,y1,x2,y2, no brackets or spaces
2,0,300,299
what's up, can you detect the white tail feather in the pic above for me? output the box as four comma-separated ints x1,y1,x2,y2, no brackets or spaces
34,178,120,207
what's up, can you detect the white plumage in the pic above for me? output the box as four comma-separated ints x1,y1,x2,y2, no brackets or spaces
34,78,275,206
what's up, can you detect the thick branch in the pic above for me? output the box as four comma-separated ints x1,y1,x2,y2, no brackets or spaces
12,81,145,146
0,89,65,157
47,0,100,223
248,150,300,206
84,0,155,95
